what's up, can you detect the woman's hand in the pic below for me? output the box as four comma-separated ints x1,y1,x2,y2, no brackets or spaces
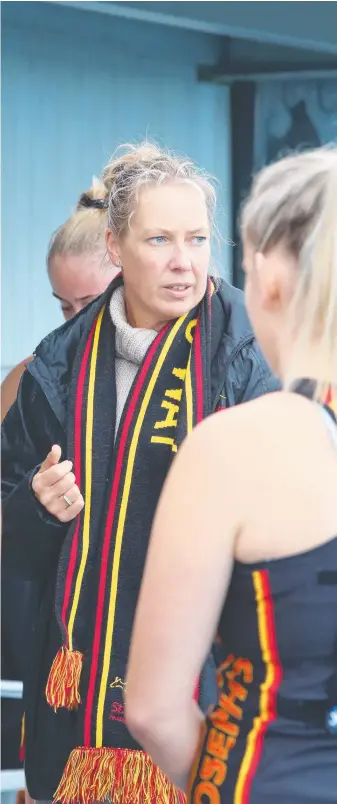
32,445,84,523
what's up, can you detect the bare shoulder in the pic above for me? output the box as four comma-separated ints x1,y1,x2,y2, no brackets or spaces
182,390,323,474
1,356,33,420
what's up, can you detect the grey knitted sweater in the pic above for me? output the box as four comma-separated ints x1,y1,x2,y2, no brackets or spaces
109,286,157,433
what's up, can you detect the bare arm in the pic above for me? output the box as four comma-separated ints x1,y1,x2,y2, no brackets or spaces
1,358,33,421
126,412,243,790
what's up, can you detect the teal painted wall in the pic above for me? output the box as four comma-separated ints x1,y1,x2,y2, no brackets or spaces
254,79,337,168
2,3,231,377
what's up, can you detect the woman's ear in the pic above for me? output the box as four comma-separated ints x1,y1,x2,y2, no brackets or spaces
106,229,121,268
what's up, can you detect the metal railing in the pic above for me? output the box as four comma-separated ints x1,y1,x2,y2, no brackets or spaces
1,681,23,700
1,680,25,794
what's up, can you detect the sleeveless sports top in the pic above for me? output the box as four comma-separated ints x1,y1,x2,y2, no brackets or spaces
188,381,337,804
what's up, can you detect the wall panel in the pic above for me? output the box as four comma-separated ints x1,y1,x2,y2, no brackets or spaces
2,4,231,377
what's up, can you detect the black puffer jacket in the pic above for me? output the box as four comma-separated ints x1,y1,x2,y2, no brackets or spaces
1,280,279,799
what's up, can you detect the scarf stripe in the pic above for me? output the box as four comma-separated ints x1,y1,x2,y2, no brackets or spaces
324,384,337,416
185,355,194,435
96,313,189,746
325,386,332,405
68,307,105,649
234,569,282,803
194,319,204,424
84,323,170,746
185,318,197,434
192,318,202,706
61,320,97,639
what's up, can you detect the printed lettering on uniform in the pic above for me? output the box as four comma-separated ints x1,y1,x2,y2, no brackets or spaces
194,655,253,801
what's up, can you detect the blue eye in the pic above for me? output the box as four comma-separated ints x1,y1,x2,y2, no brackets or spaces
191,236,207,245
149,236,167,245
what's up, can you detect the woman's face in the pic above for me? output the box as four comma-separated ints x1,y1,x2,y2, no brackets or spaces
106,182,211,331
243,239,297,375
49,252,118,320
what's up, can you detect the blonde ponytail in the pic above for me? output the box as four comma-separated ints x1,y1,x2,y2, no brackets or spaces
291,160,337,389
47,179,110,268
241,146,337,388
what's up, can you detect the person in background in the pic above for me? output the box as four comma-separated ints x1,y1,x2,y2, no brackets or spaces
1,180,118,787
126,146,337,804
2,142,278,804
1,182,118,420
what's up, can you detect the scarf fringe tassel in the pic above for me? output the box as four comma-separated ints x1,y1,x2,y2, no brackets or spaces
19,713,25,762
53,747,186,804
46,647,83,711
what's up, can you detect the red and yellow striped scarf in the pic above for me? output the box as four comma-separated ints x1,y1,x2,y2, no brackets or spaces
46,277,217,804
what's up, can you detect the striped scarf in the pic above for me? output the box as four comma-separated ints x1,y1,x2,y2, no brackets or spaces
46,276,219,804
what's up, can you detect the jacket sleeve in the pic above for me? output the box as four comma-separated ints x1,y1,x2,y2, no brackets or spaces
1,369,68,581
225,337,281,407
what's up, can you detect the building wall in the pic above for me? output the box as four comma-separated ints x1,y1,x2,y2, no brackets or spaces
103,2,337,53
2,3,231,379
231,77,337,289
254,78,337,168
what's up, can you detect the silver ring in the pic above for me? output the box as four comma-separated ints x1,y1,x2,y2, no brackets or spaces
63,494,73,507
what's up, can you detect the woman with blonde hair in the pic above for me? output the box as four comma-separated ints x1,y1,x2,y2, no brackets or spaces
1,180,118,420
2,142,276,804
126,146,337,804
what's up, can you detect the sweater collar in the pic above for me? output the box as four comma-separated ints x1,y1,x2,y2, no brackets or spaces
109,286,157,366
